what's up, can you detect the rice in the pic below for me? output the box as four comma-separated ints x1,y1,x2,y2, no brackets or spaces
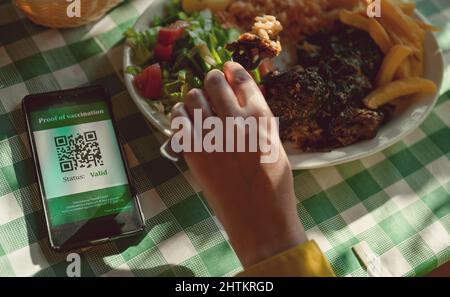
227,0,331,39
252,15,283,40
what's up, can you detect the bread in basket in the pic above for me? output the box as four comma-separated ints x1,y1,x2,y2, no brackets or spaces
15,0,123,28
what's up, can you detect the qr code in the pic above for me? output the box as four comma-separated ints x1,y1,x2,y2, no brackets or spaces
55,131,104,172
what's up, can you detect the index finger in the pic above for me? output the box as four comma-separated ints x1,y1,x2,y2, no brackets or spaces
204,69,242,118
223,62,266,108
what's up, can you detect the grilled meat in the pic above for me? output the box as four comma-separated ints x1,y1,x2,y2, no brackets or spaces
264,66,328,140
227,15,283,70
298,22,383,81
264,22,391,151
330,106,392,147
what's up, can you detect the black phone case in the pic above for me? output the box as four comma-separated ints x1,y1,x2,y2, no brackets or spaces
22,85,145,251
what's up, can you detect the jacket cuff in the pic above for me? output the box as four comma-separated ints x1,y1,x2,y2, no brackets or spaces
237,240,335,277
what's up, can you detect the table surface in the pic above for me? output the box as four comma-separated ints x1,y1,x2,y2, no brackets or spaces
0,0,449,277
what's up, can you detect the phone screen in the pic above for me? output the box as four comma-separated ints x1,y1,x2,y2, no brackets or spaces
30,100,135,226
24,87,143,250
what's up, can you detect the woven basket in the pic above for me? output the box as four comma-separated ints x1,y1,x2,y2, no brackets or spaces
15,0,123,28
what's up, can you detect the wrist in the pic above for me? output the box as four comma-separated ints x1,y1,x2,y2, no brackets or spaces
233,218,307,268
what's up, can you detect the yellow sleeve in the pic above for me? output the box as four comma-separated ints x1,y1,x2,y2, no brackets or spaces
237,241,335,277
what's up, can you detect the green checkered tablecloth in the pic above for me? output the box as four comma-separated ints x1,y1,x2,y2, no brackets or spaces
0,0,449,277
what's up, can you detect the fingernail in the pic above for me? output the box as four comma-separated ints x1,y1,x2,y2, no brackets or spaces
173,102,184,112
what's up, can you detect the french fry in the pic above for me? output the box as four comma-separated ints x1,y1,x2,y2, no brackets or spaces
382,22,423,79
363,77,437,109
368,18,393,53
380,0,423,48
395,59,412,79
416,20,440,32
339,9,369,31
398,2,416,16
410,52,424,77
376,45,412,87
378,18,414,49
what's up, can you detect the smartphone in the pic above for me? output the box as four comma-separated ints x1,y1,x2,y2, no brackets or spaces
22,86,144,251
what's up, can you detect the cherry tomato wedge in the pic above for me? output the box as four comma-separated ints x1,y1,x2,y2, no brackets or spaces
158,27,185,45
134,67,149,93
134,63,163,100
154,44,174,62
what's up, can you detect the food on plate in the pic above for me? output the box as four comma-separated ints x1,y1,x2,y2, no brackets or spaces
363,77,437,110
375,45,412,87
227,0,330,39
259,0,437,151
332,0,438,112
398,2,416,15
134,63,163,100
126,0,439,152
367,18,392,54
226,15,283,70
339,9,369,31
125,1,239,112
264,23,391,151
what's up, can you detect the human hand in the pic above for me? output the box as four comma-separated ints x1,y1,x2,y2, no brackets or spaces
169,62,307,267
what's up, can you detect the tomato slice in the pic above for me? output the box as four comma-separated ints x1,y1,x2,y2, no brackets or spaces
134,67,148,92
134,63,163,100
158,27,185,45
154,44,174,62
143,64,163,100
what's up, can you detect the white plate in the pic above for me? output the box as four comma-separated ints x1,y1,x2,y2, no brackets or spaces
123,1,444,169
